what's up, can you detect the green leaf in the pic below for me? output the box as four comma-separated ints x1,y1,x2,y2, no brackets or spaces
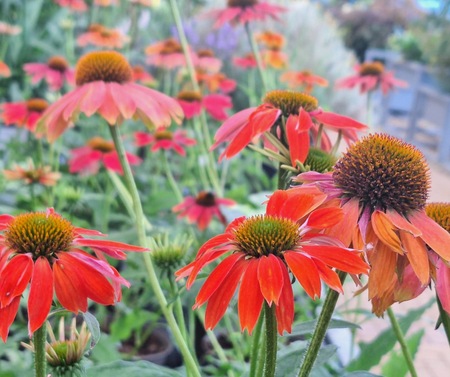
347,299,434,372
290,319,361,337
313,345,338,368
86,360,182,377
275,341,307,377
381,329,425,377
110,309,159,341
343,372,383,377
89,333,121,364
82,312,101,349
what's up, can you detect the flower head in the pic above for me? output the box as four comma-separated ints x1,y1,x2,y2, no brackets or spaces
211,89,368,166
77,25,129,48
233,53,258,69
1,98,49,132
131,65,155,86
150,233,192,272
176,90,232,121
0,208,148,341
0,22,21,35
172,192,236,230
3,159,61,186
336,61,407,96
69,136,141,176
54,0,88,11
24,56,75,91
129,0,160,6
204,0,286,29
176,190,369,334
134,128,196,156
36,51,183,142
197,72,237,94
195,49,222,73
256,31,287,69
145,38,194,70
94,0,119,6
0,60,11,77
281,70,329,93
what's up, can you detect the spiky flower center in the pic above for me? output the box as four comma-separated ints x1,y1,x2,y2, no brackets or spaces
75,51,132,86
24,170,41,182
47,340,80,367
197,49,215,58
301,70,312,76
263,90,318,116
195,191,216,207
176,90,202,102
86,136,115,153
4,212,75,258
333,134,430,214
304,147,337,173
100,29,113,38
154,130,173,141
88,24,104,33
228,0,258,7
426,203,450,233
26,99,49,113
47,56,69,72
359,62,384,76
233,215,300,258
160,38,183,54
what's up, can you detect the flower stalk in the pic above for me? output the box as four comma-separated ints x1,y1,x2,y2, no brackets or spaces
263,302,277,377
33,324,47,377
245,22,269,93
249,312,264,377
436,294,450,347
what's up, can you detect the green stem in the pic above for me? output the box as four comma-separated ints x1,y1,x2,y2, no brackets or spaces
33,324,47,377
386,307,418,377
245,22,269,93
30,184,36,211
263,303,277,377
162,152,183,203
249,311,264,377
437,293,450,347
108,124,201,377
366,91,372,129
298,271,347,377
329,130,342,156
315,124,323,149
256,329,267,377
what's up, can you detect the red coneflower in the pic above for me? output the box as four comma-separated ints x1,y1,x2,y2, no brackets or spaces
145,38,195,70
336,62,407,96
3,159,61,186
281,70,329,93
172,192,236,231
197,71,237,94
23,56,75,91
54,0,88,11
204,0,286,29
176,90,232,121
233,53,258,69
68,136,141,176
1,98,49,132
0,208,147,341
134,128,196,156
175,190,369,334
36,51,183,142
77,25,129,49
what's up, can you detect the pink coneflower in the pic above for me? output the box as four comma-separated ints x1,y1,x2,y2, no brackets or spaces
233,53,258,69
3,159,61,186
77,25,129,49
204,0,286,29
336,62,407,95
172,192,236,230
36,51,183,142
23,56,75,91
54,0,88,11
176,90,232,121
197,72,237,94
0,60,11,77
134,128,196,156
131,65,155,86
195,49,222,73
0,99,49,132
281,70,329,93
68,136,141,176
0,22,21,35
145,38,196,69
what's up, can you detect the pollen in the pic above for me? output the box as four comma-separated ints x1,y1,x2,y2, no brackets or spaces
263,90,319,116
26,98,49,113
304,147,337,173
75,51,132,86
228,0,258,7
176,90,202,102
333,134,430,214
233,215,300,258
154,130,173,141
86,136,115,153
4,212,75,258
425,203,450,233
359,62,384,76
195,192,217,207
47,56,69,72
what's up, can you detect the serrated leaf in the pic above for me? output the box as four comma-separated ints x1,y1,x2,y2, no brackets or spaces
290,319,361,337
275,341,307,377
86,360,182,377
82,311,101,349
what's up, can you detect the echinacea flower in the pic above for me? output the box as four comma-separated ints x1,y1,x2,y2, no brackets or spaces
129,0,160,6
54,0,88,11
175,190,370,334
145,38,195,69
0,60,11,78
1,98,49,132
197,71,237,94
295,134,450,310
176,90,232,121
24,56,75,91
233,53,258,69
256,30,287,69
0,208,147,341
195,49,223,73
281,70,329,93
211,89,368,165
335,62,407,96
204,0,286,29
0,22,21,35
36,51,183,142
94,0,118,6
131,65,155,86
3,158,61,186
134,128,196,156
68,136,141,176
172,192,236,230
77,25,129,49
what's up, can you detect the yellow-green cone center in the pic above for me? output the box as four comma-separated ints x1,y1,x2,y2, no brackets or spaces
426,203,450,233
263,90,319,116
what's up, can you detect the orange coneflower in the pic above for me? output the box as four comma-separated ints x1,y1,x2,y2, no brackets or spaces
36,51,183,142
197,71,237,94
0,208,147,341
135,128,197,156
23,56,75,91
3,159,61,186
94,0,119,6
145,38,195,69
0,98,49,132
256,30,287,69
175,190,369,334
77,24,129,49
0,60,11,78
281,70,329,93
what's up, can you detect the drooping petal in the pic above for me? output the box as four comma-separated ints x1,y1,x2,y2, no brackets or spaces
0,296,21,342
311,257,343,294
238,259,264,334
371,210,403,254
284,251,321,299
257,254,284,306
324,198,360,247
74,238,148,252
368,243,397,299
0,254,33,307
436,259,450,314
28,257,54,336
274,259,294,335
286,112,311,166
399,231,430,286
386,209,421,237
313,112,369,131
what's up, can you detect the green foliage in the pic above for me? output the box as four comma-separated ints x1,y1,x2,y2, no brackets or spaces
86,360,182,377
